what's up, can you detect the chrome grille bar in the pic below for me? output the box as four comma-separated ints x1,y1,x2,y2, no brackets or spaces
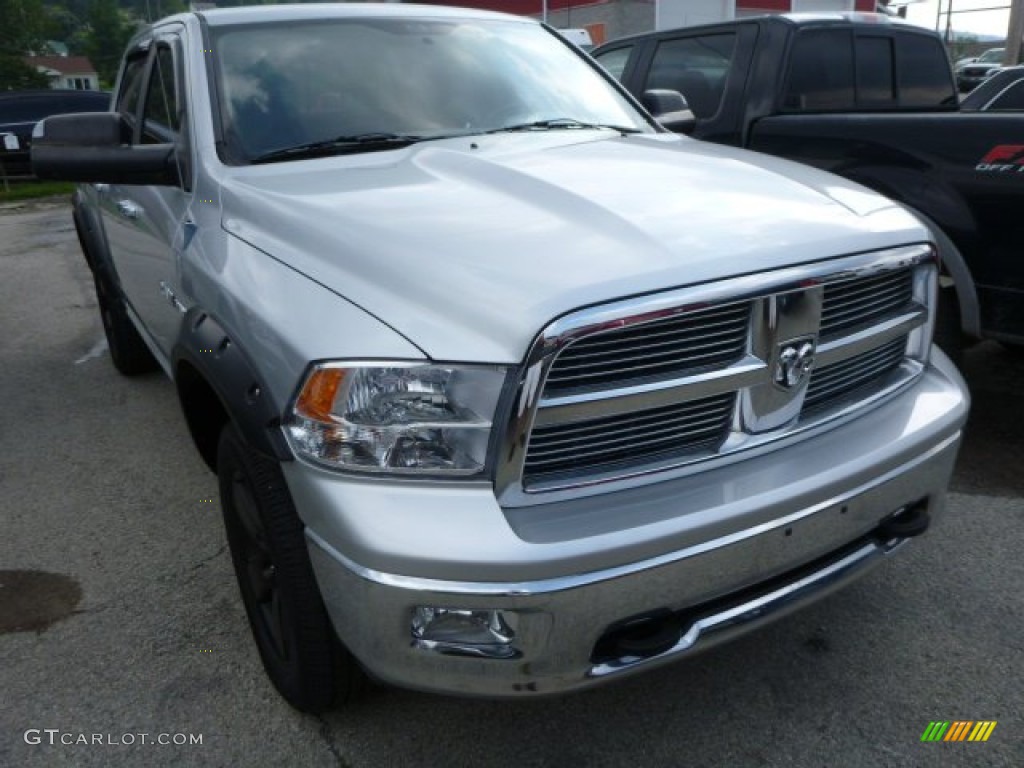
820,269,913,338
523,393,734,481
804,338,907,411
543,304,749,393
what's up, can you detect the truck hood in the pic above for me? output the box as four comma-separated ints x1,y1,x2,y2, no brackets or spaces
220,133,926,363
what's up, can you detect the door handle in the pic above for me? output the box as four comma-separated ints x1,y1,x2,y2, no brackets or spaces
116,199,142,220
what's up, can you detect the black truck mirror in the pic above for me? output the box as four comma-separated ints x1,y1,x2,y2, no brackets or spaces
31,112,180,186
641,89,697,135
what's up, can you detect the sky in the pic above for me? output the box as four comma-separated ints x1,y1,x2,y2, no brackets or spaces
901,0,1013,39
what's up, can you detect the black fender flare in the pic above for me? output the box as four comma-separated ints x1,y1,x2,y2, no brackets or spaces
172,308,292,464
833,167,982,340
899,204,981,340
71,188,122,293
72,189,105,275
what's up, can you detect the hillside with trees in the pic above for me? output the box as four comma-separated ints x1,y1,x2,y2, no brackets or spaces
1,0,275,90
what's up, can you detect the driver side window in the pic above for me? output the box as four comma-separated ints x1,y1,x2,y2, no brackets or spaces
142,45,181,143
116,53,149,133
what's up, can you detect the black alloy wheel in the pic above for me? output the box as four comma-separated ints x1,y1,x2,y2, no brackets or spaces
217,425,361,712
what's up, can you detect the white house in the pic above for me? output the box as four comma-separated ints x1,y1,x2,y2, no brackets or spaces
24,56,100,91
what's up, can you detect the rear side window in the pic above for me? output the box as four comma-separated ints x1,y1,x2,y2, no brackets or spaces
0,93,109,123
856,36,895,106
643,34,737,119
896,34,955,107
2,97,59,123
784,29,855,110
785,28,954,110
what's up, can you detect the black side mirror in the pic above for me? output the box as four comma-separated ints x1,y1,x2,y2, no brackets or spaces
32,112,180,186
641,89,697,135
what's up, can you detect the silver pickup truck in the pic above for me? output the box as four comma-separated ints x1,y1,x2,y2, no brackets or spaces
32,4,968,711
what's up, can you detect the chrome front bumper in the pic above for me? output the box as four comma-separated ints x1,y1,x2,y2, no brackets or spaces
296,353,967,697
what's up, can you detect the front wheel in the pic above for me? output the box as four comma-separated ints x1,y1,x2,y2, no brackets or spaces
217,425,360,712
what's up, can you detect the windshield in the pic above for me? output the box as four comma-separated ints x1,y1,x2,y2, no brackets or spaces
978,49,1004,64
210,18,651,163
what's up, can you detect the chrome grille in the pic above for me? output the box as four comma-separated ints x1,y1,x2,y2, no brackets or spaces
503,246,934,502
820,269,913,338
524,393,734,481
804,337,907,412
543,303,750,394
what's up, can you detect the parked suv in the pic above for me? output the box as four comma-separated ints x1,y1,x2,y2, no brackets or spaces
957,47,1006,92
0,89,110,178
32,4,968,711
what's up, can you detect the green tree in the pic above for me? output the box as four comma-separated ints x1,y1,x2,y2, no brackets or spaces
0,0,50,90
0,54,50,89
84,0,132,87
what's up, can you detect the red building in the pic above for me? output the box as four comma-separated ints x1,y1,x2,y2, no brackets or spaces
415,1,878,46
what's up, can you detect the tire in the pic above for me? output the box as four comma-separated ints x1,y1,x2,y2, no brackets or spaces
92,272,159,375
217,425,359,712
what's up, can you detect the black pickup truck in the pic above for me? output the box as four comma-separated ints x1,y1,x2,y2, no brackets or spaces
593,15,1024,351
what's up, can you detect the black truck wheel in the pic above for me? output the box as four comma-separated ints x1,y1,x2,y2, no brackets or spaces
92,272,159,375
217,425,359,712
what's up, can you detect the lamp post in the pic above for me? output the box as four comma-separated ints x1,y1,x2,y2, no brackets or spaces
1007,0,1023,65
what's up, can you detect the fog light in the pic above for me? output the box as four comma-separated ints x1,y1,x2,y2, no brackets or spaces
411,607,519,659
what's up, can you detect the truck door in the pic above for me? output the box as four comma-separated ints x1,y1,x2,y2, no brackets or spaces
631,24,758,145
99,33,192,362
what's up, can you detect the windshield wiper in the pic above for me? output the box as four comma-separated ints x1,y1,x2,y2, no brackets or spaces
484,118,642,135
251,133,427,164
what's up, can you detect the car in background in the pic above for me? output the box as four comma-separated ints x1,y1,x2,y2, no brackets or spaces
957,47,1006,92
960,66,1024,110
0,89,110,178
556,27,594,51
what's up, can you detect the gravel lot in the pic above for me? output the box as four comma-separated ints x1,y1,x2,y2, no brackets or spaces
1,199,1021,767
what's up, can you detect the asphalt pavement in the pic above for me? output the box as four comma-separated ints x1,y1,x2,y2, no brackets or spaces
1,199,1021,767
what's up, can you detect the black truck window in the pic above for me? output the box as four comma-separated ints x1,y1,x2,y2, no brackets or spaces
896,33,956,107
783,29,855,111
991,80,1024,109
594,45,633,81
644,34,737,119
116,53,149,121
142,45,180,141
856,36,895,107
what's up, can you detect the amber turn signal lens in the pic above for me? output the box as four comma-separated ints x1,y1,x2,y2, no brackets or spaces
295,368,346,422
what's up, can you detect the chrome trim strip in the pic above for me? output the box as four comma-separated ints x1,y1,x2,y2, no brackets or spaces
535,247,930,346
815,306,925,367
305,432,958,598
587,541,888,678
534,357,765,426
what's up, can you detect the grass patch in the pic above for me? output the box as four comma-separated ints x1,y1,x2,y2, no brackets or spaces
0,181,75,203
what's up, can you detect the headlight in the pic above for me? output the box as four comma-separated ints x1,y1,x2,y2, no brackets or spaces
285,363,508,475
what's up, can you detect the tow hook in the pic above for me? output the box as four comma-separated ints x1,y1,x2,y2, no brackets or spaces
593,612,681,662
877,499,930,540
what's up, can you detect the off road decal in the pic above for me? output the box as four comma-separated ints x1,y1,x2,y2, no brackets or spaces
976,145,1024,173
